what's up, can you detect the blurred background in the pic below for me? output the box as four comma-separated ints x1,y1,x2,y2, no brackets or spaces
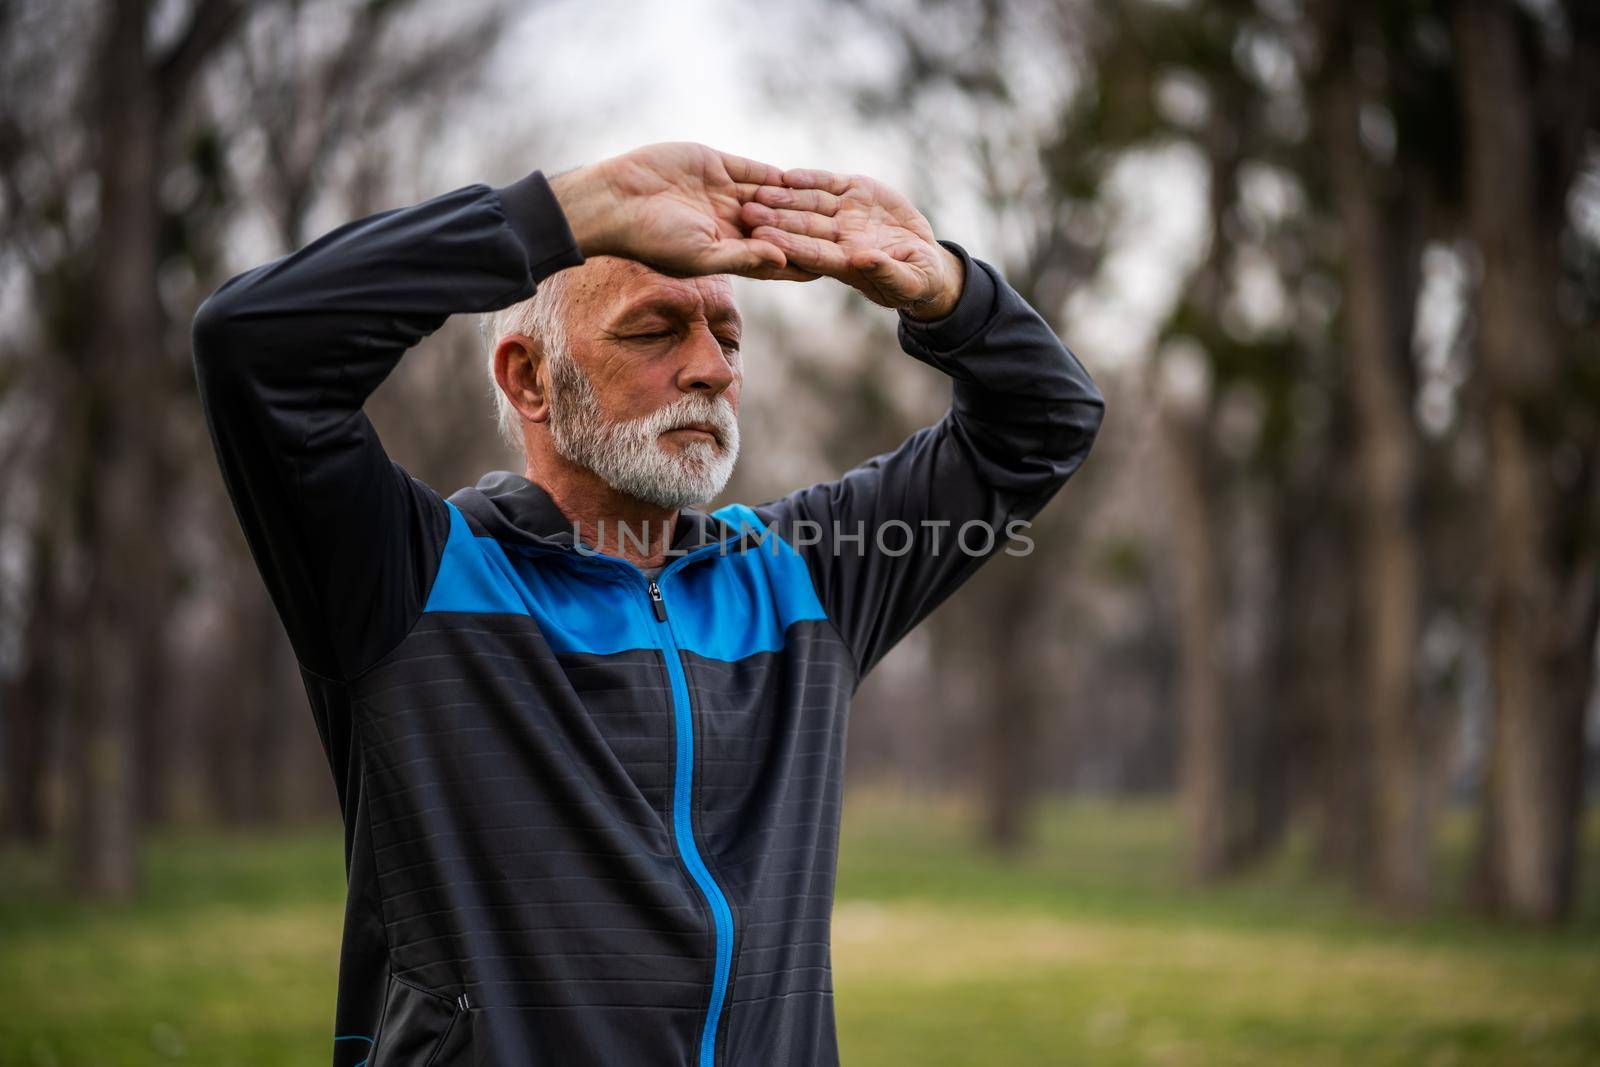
2,0,1598,1063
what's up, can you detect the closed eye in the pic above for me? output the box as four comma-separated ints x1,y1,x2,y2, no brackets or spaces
622,329,738,353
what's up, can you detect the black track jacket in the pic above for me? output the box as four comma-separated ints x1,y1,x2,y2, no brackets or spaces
191,168,1104,1067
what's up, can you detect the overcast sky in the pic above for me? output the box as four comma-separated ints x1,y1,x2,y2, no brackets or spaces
474,1,917,194
448,0,1200,371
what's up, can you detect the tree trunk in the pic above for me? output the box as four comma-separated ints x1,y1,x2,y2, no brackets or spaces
1316,21,1430,911
1454,0,1597,924
1163,396,1230,880
977,558,1042,856
67,0,161,899
134,436,179,825
3,529,58,842
1299,488,1373,883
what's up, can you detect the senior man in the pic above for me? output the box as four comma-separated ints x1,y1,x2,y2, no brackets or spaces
192,142,1103,1067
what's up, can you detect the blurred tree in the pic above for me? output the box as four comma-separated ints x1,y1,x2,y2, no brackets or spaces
63,0,246,900
1308,0,1437,910
0,0,94,848
0,0,515,896
1453,0,1599,923
817,0,1317,874
796,0,1599,920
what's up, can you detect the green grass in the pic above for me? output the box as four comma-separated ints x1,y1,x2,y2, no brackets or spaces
2,793,1596,1066
831,791,1600,1066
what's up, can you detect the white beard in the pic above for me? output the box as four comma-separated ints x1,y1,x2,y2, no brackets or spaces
546,350,740,510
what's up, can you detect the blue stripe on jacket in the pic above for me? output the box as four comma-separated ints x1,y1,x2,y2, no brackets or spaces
422,501,826,661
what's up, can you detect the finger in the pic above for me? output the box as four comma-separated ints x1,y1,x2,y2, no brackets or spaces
744,263,825,283
754,185,841,216
781,168,854,196
699,236,788,276
750,225,854,277
851,249,923,298
720,151,787,188
739,201,840,241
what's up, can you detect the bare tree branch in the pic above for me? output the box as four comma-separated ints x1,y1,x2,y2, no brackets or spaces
156,0,248,107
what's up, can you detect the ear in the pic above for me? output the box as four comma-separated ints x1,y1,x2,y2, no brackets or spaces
495,333,551,426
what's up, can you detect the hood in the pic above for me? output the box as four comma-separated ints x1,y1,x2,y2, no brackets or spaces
446,470,739,555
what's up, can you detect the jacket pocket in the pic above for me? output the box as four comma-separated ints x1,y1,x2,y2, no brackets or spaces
368,973,471,1067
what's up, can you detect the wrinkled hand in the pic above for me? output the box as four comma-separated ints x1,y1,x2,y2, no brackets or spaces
739,169,965,319
550,142,818,282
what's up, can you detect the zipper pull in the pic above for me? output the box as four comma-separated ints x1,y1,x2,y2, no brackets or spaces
648,579,668,622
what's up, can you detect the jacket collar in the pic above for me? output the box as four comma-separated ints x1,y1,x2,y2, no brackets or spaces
447,470,735,555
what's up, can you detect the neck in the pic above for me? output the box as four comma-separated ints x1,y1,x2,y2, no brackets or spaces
525,459,680,569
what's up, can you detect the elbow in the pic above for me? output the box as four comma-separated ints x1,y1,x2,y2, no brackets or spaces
191,283,241,370
189,276,269,409
1078,379,1107,453
1045,369,1106,478
191,267,270,386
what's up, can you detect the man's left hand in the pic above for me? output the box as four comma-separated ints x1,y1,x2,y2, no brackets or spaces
739,169,965,320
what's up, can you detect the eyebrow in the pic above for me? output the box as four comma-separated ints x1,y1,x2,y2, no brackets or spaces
610,297,742,332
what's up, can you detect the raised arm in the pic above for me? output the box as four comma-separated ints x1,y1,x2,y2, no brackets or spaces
192,143,809,682
738,169,1106,678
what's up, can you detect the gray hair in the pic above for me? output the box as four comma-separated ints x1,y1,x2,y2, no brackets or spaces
480,273,576,455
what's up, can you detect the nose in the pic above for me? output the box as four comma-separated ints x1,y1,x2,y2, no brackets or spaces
673,324,735,397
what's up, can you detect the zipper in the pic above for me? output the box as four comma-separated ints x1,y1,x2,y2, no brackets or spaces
646,573,736,1067
512,534,745,1065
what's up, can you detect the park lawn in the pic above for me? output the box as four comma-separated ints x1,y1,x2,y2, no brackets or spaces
1,793,1597,1066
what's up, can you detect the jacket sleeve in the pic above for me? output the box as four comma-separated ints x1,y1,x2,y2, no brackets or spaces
750,240,1105,679
191,170,584,682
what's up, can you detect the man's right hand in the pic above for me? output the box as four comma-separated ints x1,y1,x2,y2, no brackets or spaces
550,143,819,283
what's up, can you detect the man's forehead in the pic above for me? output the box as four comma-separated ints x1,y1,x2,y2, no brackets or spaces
591,258,740,323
